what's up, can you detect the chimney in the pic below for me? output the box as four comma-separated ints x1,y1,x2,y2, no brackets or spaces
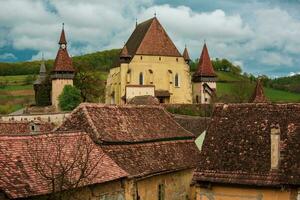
270,124,280,170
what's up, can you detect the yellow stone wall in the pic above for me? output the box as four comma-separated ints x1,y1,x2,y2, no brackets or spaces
193,184,297,200
106,55,193,104
125,85,155,101
130,169,194,200
51,79,73,109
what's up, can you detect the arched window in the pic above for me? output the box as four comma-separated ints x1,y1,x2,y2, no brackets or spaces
139,72,144,85
175,73,180,87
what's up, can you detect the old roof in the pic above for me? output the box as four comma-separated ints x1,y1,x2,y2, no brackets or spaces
102,139,199,178
57,103,194,143
172,114,210,137
127,95,160,105
52,28,75,72
194,103,300,187
120,45,131,58
183,46,191,62
125,17,181,57
0,132,127,199
0,121,54,135
193,43,216,78
249,79,268,103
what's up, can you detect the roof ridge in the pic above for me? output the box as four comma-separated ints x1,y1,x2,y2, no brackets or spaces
0,131,87,140
81,105,102,142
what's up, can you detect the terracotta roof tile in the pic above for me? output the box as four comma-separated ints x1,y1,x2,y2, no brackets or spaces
120,45,131,58
193,43,216,78
0,132,127,199
127,95,160,105
57,103,194,143
102,139,200,178
194,103,300,186
249,79,268,103
125,17,181,57
0,121,54,135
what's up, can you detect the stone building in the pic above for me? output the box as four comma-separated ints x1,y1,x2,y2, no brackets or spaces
33,24,75,110
57,103,200,200
192,43,217,104
51,25,75,109
33,57,51,106
192,103,300,200
105,17,193,104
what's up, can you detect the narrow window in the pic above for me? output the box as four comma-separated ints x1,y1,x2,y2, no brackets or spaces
176,58,178,62
168,70,173,84
139,72,144,85
175,73,180,87
149,69,153,84
140,56,143,60
159,57,161,61
196,95,199,103
158,184,165,200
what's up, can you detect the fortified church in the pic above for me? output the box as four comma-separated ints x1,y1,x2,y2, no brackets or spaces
33,17,217,110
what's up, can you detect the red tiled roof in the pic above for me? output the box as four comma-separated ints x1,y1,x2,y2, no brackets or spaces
0,121,54,135
52,29,75,72
183,46,191,61
125,17,181,57
193,43,216,77
249,79,268,103
120,45,131,58
102,139,199,178
57,103,194,143
194,103,300,187
127,95,160,105
0,132,127,199
59,29,67,45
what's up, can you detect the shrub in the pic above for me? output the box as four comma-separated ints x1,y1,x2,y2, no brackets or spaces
58,85,82,111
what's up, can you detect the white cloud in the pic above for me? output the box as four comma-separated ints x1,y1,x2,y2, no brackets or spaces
0,53,17,60
0,1,300,76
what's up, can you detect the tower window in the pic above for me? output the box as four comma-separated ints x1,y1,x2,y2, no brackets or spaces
159,57,161,61
139,72,144,85
175,73,180,87
176,58,178,62
140,56,143,60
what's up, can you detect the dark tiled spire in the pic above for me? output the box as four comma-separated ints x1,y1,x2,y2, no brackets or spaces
193,43,216,78
250,79,268,103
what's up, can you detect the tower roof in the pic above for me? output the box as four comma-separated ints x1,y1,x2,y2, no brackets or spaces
124,17,181,57
193,43,216,77
34,57,47,85
120,44,131,58
58,24,67,45
249,79,268,103
52,26,75,73
183,46,191,61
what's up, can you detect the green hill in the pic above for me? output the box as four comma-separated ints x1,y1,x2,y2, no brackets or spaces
1,50,300,114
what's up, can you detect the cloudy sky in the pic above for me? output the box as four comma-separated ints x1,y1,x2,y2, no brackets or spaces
0,0,300,77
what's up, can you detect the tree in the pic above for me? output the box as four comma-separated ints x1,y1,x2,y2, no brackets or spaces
58,85,82,111
73,60,105,103
26,134,102,200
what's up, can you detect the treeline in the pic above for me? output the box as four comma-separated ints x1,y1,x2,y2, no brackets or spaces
269,75,300,93
0,49,120,76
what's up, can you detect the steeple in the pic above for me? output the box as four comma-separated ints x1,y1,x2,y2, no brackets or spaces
52,24,75,73
120,44,131,63
33,55,47,85
183,45,191,63
249,79,268,103
59,23,67,45
39,54,46,75
192,43,216,82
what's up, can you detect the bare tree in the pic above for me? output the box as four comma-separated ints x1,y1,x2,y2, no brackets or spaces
26,134,103,200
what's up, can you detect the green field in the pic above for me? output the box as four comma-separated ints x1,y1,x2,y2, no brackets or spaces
217,82,300,103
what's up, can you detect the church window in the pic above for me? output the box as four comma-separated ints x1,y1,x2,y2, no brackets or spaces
158,184,165,200
159,57,161,61
139,72,144,85
140,56,143,60
126,69,131,83
168,70,173,84
196,95,199,103
149,69,154,84
176,58,178,62
175,73,180,87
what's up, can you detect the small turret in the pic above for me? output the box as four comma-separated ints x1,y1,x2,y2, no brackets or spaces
249,79,268,103
182,45,191,64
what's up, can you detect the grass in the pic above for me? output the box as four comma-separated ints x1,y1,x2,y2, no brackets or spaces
217,82,300,103
0,84,33,91
216,71,246,82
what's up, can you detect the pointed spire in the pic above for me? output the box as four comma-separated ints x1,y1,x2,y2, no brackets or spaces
135,18,138,28
59,23,67,45
193,43,216,78
249,79,268,103
39,53,46,74
183,45,191,63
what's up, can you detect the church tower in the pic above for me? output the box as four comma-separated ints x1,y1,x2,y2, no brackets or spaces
51,24,75,109
192,43,217,104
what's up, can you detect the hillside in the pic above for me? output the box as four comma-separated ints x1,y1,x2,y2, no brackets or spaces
1,50,300,114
